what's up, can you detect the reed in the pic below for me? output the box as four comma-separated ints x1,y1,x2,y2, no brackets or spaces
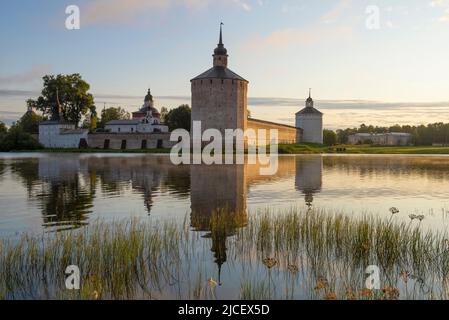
0,208,447,300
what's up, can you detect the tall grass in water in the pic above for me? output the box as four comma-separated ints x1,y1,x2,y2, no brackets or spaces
0,208,447,300
237,208,448,299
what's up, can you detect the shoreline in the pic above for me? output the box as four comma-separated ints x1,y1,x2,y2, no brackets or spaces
3,144,449,155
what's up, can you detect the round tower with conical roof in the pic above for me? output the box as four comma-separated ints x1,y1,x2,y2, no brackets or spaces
191,23,248,138
295,89,323,144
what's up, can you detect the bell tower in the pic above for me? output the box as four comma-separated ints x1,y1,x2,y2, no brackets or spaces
213,23,228,68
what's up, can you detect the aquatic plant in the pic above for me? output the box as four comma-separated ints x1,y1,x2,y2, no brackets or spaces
0,207,447,300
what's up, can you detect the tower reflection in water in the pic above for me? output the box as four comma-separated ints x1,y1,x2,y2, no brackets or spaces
295,156,323,208
190,163,247,285
189,156,324,283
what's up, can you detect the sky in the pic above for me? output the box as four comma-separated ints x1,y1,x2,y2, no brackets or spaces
1,0,449,128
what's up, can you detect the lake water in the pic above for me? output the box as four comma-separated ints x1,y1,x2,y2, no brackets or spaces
1,153,449,299
1,153,449,237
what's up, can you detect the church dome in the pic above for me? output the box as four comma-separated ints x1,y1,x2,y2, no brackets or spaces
144,89,153,102
214,44,227,56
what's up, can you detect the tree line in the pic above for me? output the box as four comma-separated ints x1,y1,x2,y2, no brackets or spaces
328,123,449,146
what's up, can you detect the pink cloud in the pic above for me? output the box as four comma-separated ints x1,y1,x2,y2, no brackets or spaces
83,0,251,26
244,25,353,50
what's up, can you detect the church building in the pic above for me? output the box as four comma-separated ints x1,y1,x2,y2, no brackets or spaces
105,89,169,134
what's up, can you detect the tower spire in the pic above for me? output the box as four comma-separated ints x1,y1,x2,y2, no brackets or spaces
213,22,228,68
306,88,314,108
219,22,223,45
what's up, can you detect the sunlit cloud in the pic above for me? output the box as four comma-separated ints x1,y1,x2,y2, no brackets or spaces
430,0,447,7
429,0,449,21
83,0,252,25
320,0,352,24
245,0,354,50
244,25,353,50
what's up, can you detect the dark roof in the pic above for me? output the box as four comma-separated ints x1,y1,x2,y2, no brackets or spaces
106,120,140,125
248,118,300,130
191,66,248,82
296,107,323,115
60,129,88,135
39,120,73,126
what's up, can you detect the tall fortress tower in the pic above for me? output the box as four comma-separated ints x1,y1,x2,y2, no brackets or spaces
191,24,248,137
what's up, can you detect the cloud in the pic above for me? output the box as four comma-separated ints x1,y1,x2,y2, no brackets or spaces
244,25,353,49
320,0,352,24
83,0,251,25
233,0,252,12
244,0,354,50
430,0,447,7
0,65,51,86
429,0,449,21
438,8,449,21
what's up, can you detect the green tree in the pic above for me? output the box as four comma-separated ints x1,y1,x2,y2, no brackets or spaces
336,128,357,144
17,111,43,134
90,113,98,131
0,121,6,134
81,109,98,131
27,74,95,127
323,129,337,146
0,124,43,152
160,107,168,123
99,107,130,128
165,104,191,132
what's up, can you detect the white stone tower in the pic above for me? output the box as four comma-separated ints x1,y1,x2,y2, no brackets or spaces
191,23,248,138
295,89,323,144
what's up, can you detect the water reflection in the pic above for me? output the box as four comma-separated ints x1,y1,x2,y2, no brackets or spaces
2,154,449,299
2,155,193,232
295,156,322,208
191,164,248,283
2,154,449,235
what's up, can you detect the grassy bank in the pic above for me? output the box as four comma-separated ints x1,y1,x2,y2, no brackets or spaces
1,208,447,300
7,144,449,155
278,144,449,154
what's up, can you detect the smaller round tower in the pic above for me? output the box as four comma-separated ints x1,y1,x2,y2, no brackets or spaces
296,89,323,144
